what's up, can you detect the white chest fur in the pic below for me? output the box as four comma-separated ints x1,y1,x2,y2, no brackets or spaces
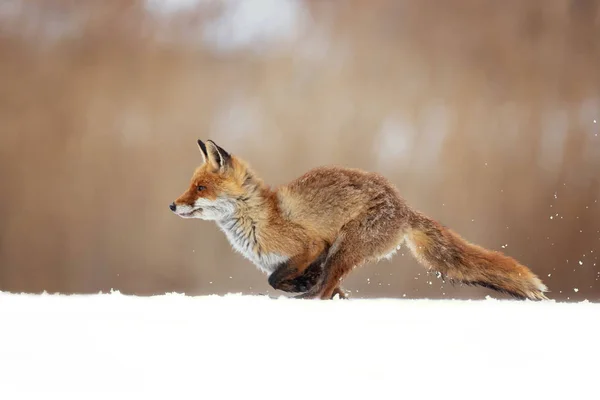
217,218,288,275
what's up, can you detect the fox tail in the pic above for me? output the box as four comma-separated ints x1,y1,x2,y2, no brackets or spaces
405,212,548,300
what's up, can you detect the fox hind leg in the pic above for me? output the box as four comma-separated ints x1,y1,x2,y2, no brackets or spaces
294,248,361,300
296,285,349,300
296,213,402,300
295,225,366,300
331,286,349,299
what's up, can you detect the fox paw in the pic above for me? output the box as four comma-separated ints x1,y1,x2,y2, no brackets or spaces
331,287,349,300
293,291,320,299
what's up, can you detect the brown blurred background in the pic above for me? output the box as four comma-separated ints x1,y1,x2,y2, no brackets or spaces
0,0,599,301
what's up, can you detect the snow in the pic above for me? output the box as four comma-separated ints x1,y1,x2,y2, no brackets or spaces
0,292,598,399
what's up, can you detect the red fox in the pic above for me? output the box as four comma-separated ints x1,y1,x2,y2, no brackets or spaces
170,139,548,301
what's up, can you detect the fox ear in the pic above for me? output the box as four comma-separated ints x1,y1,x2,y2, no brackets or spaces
205,140,232,171
197,139,208,164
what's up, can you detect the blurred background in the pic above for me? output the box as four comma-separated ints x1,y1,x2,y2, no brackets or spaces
0,0,598,301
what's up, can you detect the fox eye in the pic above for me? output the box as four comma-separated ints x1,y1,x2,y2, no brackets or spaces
197,185,206,192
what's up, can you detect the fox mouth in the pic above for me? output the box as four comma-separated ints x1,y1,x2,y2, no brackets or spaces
177,208,203,218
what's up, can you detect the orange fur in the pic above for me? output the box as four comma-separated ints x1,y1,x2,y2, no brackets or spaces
171,140,548,301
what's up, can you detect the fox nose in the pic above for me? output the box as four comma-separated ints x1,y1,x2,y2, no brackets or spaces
169,202,177,212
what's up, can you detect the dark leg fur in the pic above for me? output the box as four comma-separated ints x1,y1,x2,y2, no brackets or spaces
295,248,362,299
268,249,328,293
268,261,302,292
283,260,324,292
295,219,380,300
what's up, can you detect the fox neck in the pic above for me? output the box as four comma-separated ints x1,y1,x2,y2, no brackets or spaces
215,178,288,274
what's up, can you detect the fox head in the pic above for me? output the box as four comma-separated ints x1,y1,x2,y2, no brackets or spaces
170,139,251,221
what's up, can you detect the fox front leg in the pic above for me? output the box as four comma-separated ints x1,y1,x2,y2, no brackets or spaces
267,260,319,293
267,262,296,292
268,250,327,293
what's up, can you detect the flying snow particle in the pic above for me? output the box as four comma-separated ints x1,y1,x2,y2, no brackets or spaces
579,261,584,266
574,288,579,293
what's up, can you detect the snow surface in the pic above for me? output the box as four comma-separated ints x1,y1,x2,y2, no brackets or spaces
0,291,598,400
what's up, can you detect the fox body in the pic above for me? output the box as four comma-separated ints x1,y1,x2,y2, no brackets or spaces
170,139,548,300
